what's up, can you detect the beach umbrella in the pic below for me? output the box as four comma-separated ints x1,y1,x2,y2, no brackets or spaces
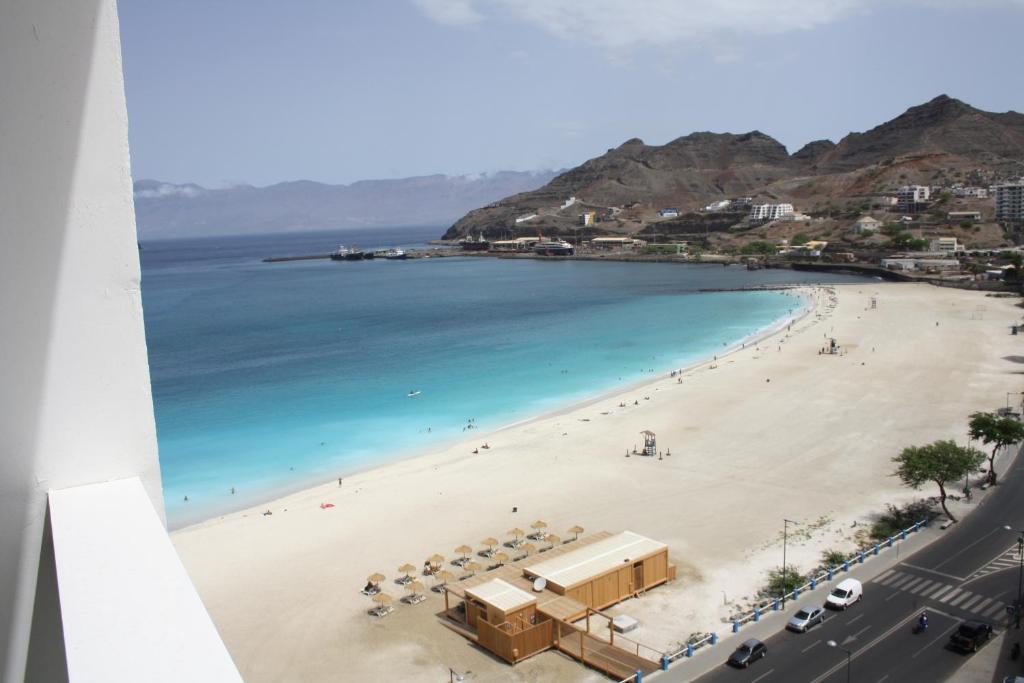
367,572,385,585
454,545,472,563
434,569,454,587
491,552,509,567
398,563,416,582
520,542,536,556
481,537,499,553
405,580,425,601
530,520,548,537
545,534,561,549
507,527,524,543
426,553,444,571
372,592,393,605
568,525,584,541
463,561,481,577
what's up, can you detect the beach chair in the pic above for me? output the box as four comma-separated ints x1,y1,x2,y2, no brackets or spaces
403,593,427,605
360,586,381,596
369,605,394,618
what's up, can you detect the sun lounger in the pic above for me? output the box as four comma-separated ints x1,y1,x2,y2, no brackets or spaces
403,594,427,605
360,587,381,596
395,575,412,585
369,605,394,618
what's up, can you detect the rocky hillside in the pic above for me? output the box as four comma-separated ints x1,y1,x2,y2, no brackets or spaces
134,170,557,239
444,96,1024,239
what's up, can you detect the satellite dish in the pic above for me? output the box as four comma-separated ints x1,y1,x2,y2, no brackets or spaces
533,577,547,592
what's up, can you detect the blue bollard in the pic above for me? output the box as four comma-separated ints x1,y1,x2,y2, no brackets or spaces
858,552,865,564
914,522,920,533
843,560,850,572
660,656,669,671
732,620,739,633
827,567,833,581
923,517,930,528
754,607,761,622
874,544,880,556
773,598,780,611
637,669,644,683
687,643,694,658
887,536,893,548
711,632,719,645
792,587,799,600
901,529,907,540
811,577,817,590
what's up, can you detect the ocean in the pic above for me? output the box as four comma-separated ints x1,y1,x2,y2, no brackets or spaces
140,227,868,528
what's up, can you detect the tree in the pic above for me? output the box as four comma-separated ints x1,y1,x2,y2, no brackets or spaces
892,440,985,522
792,233,810,246
968,412,1024,485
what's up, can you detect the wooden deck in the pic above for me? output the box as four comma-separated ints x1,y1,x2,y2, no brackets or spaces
556,624,660,680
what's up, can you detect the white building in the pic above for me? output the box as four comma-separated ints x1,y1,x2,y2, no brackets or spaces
953,186,988,199
657,207,680,218
853,216,882,234
514,213,538,224
995,182,1024,222
704,200,731,212
881,258,960,272
749,203,794,222
896,185,930,212
930,237,961,253
560,196,577,210
579,211,597,226
947,211,982,222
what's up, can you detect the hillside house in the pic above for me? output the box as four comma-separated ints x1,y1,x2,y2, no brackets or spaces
658,208,680,218
853,216,882,234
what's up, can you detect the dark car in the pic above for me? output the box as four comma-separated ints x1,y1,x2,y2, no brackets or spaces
948,620,994,652
728,638,767,668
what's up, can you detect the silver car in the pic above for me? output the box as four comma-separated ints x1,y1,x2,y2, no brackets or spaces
787,605,826,632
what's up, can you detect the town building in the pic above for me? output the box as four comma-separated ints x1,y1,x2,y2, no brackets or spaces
952,186,988,199
704,199,731,212
995,182,1024,222
588,237,646,250
930,237,961,253
947,211,982,222
491,237,542,252
657,207,680,218
749,203,794,223
776,212,810,222
853,216,882,234
873,196,899,208
896,185,930,212
881,258,960,272
578,211,597,226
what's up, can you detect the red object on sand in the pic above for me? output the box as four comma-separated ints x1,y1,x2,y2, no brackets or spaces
320,503,335,509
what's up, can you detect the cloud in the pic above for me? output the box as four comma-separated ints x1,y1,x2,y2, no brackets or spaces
134,182,205,199
414,0,1023,49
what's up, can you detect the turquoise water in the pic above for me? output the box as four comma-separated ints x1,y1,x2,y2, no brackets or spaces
140,228,867,527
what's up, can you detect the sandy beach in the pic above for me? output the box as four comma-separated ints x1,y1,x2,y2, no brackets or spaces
172,282,1023,683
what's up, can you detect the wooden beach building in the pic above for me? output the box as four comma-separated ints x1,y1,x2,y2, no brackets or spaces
441,531,674,678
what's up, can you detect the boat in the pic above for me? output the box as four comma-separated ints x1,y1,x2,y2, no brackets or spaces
408,390,420,397
330,245,365,261
459,234,490,252
363,250,376,260
533,238,574,256
385,248,407,260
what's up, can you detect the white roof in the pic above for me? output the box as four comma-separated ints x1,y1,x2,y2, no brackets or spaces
524,531,667,588
856,216,881,224
465,578,536,612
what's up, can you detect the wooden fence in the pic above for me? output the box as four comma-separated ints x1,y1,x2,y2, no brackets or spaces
476,618,553,663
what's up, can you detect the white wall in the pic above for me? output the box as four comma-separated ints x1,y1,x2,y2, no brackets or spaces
0,0,165,679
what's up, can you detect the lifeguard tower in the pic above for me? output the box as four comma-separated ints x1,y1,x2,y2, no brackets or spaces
640,430,656,457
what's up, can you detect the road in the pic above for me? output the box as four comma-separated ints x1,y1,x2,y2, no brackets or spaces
687,448,1024,683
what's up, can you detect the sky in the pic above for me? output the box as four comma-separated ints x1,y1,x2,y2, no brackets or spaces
118,0,1024,188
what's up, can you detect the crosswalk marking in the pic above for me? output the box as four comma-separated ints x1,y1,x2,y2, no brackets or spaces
880,572,903,586
949,591,973,607
891,575,914,589
929,584,953,600
960,595,983,611
940,588,963,603
876,569,896,583
903,577,924,592
968,545,1023,581
910,580,933,595
973,597,993,613
981,601,1005,619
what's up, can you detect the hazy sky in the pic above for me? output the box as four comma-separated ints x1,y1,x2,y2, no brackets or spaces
119,0,1024,187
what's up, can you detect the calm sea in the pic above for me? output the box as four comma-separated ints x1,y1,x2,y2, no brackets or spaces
140,227,868,528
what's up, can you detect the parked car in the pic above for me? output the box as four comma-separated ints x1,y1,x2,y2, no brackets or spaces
787,605,827,632
728,638,767,668
949,620,994,652
1002,677,1024,682
825,578,863,610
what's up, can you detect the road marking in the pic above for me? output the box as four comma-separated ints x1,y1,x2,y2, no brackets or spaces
972,597,993,614
875,676,889,683
801,639,822,653
949,591,973,607
847,614,864,625
934,526,1004,572
890,576,914,590
852,624,872,640
981,601,1005,619
751,668,774,683
911,622,960,659
902,577,924,592
875,569,896,583
960,595,983,611
885,591,902,602
879,572,903,586
965,544,1021,581
903,563,966,582
929,584,953,600
940,588,963,604
910,579,933,595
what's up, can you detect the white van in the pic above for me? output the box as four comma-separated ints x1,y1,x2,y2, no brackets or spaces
826,578,862,610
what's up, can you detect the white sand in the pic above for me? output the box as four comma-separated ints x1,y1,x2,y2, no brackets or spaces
172,283,1023,682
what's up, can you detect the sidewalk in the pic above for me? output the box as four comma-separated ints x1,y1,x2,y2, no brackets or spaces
651,524,942,681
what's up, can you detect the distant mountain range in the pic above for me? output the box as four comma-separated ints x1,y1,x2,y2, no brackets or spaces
133,171,559,239
445,95,1024,239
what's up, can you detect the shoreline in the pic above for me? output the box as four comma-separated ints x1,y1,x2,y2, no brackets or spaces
171,285,817,532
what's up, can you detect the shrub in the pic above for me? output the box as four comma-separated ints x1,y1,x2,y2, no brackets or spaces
764,565,808,596
869,501,934,541
820,549,847,567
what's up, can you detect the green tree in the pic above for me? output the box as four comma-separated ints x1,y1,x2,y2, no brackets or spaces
791,233,810,246
892,440,985,522
741,241,775,255
968,412,1024,485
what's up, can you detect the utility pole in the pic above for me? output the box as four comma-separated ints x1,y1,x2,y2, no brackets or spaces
783,519,799,609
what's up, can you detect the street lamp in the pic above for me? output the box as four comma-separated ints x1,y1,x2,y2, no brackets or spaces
1004,525,1024,628
827,640,852,683
782,519,800,609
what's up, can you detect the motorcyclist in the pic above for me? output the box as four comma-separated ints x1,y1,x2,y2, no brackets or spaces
918,611,929,631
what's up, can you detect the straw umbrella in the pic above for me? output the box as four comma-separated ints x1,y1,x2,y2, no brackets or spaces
520,542,536,557
530,520,548,539
545,534,561,550
370,592,393,616
426,553,445,573
463,560,481,577
405,580,425,603
507,527,524,546
491,552,509,568
367,572,386,592
480,537,499,556
454,544,472,565
397,563,416,584
568,525,584,542
433,569,454,591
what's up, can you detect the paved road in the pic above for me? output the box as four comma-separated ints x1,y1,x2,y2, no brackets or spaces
687,448,1024,683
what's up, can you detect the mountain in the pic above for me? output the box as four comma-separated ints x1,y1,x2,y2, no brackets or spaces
444,95,1024,239
133,171,558,239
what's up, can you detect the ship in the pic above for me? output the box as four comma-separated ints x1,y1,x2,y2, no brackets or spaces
533,238,574,256
330,245,365,261
385,248,407,260
459,234,490,252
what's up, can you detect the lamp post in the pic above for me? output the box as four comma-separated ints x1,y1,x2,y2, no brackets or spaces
1004,526,1024,628
783,519,799,609
827,640,852,683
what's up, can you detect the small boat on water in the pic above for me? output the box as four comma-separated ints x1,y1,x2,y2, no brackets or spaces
385,248,407,260
533,238,574,256
408,390,421,397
